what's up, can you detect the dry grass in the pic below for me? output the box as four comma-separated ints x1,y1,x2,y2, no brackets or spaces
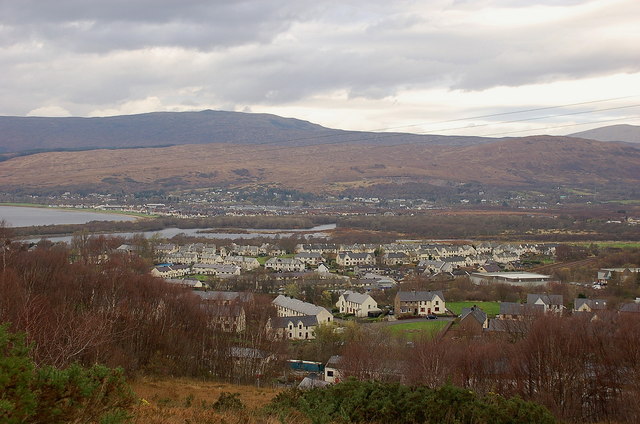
1,136,637,193
128,377,303,424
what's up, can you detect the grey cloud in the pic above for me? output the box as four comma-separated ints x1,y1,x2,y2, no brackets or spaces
0,0,638,116
0,0,314,51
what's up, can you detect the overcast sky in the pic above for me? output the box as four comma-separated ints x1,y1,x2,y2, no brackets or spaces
1,0,639,136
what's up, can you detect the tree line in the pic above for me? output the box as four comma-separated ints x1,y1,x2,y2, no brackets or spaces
0,240,286,382
305,312,640,423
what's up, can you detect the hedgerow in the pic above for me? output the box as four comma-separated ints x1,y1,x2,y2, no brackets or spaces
0,324,134,424
266,378,556,424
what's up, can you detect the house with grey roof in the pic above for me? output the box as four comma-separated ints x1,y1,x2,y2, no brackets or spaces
497,302,545,319
336,290,380,317
477,262,502,273
294,252,324,266
574,298,607,313
394,290,446,316
164,278,204,289
224,255,260,271
272,295,333,324
325,355,343,384
619,302,640,314
448,305,488,338
192,263,241,278
265,257,306,272
460,306,488,328
269,315,320,340
336,252,375,267
597,267,640,284
382,252,411,266
151,264,191,279
419,260,450,274
527,294,565,313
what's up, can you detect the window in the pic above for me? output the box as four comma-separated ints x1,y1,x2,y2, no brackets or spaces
327,370,334,377
436,300,439,305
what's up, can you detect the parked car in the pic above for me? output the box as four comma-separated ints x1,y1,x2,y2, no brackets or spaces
426,314,437,320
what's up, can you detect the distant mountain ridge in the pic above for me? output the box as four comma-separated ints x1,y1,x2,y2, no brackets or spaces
0,110,491,154
570,124,640,144
0,112,638,197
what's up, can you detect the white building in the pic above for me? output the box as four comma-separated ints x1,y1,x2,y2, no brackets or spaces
336,290,380,317
272,295,333,324
265,257,306,272
469,272,552,286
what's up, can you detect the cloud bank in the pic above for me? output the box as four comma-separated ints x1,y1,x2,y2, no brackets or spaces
1,0,639,134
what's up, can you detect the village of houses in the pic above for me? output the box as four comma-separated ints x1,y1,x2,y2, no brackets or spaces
145,239,640,386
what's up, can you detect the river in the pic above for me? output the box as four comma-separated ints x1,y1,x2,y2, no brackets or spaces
0,205,137,227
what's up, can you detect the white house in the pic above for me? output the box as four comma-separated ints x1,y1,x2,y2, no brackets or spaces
394,290,446,316
324,355,343,384
192,263,241,278
224,255,261,271
382,252,411,266
270,315,319,340
294,252,324,266
151,264,191,278
336,290,380,317
526,294,565,313
272,295,333,324
265,258,306,272
335,252,375,267
573,298,607,313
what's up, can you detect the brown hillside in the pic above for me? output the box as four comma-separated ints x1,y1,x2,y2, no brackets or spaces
0,136,637,193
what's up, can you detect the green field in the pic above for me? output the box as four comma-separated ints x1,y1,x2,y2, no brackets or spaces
447,301,501,317
388,320,449,340
186,274,210,282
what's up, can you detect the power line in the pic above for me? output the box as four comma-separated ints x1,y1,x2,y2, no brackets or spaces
365,94,640,132
216,114,640,166
480,115,640,137
228,95,640,151
418,104,640,135
228,104,640,158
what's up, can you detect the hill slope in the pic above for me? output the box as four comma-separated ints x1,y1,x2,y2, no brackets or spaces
0,135,637,194
570,124,640,144
0,110,490,154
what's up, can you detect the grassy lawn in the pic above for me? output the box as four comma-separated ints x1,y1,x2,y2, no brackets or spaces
447,301,501,317
388,320,449,340
186,274,210,282
255,256,270,265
